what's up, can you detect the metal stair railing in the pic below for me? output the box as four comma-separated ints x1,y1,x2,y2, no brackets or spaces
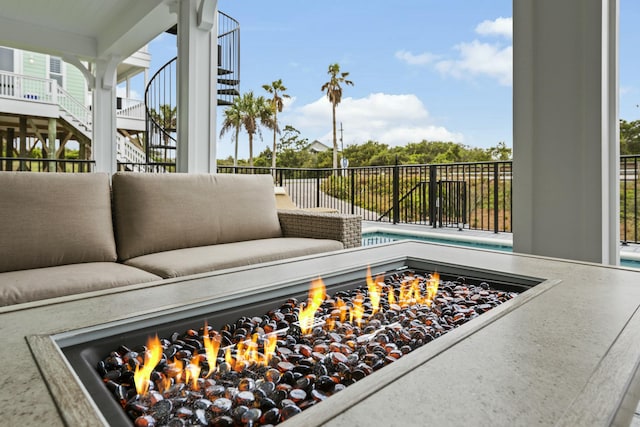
378,181,430,224
143,10,240,166
144,57,177,166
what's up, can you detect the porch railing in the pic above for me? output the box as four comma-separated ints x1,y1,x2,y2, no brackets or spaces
0,157,94,172
218,162,512,232
116,98,145,119
0,70,92,131
219,157,639,244
621,155,639,244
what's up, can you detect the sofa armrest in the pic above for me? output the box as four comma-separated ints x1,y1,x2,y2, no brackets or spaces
277,210,362,249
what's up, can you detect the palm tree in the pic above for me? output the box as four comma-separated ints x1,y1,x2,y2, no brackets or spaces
262,79,290,169
219,96,243,167
321,63,354,169
238,91,276,167
149,104,177,163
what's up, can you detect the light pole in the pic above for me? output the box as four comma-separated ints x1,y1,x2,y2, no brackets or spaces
339,122,348,171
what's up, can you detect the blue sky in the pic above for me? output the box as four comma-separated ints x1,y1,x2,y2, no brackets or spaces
134,0,640,160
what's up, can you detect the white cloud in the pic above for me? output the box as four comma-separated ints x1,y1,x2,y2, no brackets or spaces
395,50,438,66
436,40,512,86
282,93,463,147
620,85,633,96
475,17,512,39
396,17,513,86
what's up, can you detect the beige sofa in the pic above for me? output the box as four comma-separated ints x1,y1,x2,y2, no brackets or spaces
0,172,361,307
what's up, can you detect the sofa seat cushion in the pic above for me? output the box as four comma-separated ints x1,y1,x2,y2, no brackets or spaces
112,173,283,261
0,263,162,307
124,238,344,278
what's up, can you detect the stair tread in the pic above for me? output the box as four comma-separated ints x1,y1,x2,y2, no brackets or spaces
217,89,240,96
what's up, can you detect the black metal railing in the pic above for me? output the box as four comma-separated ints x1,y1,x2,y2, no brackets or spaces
144,11,240,167
116,162,175,173
144,56,177,166
621,155,639,244
218,161,514,233
0,157,94,172
220,158,640,243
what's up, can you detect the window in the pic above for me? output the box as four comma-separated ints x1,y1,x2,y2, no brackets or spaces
0,47,14,72
49,56,63,87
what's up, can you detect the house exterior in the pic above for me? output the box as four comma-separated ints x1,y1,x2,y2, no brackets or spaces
306,140,331,153
0,45,147,169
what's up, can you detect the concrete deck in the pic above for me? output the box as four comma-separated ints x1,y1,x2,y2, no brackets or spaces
1,241,639,426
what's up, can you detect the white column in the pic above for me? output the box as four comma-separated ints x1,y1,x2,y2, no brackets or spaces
176,0,218,173
92,56,119,174
47,118,56,172
513,0,620,265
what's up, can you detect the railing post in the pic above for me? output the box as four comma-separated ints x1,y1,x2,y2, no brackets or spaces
393,158,400,224
350,168,356,215
5,128,14,171
421,181,427,223
462,183,467,227
316,171,321,208
50,80,58,104
622,158,627,244
493,162,499,233
428,165,438,228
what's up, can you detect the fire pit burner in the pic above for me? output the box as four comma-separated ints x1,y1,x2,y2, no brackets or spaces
96,267,520,426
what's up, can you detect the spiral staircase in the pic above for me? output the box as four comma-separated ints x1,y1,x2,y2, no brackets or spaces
143,11,239,169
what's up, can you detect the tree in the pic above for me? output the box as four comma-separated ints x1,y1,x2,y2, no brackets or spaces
620,119,640,154
238,91,276,167
278,125,309,152
321,63,353,169
275,125,313,168
262,79,290,169
219,96,243,167
488,141,512,160
149,104,177,163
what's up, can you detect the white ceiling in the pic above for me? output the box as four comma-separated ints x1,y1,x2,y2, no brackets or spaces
0,0,176,62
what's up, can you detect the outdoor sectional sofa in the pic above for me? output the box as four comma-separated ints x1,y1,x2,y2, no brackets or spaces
0,172,361,307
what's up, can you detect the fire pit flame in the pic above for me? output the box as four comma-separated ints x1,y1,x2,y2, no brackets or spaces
297,277,327,334
349,291,365,326
129,269,442,399
133,335,163,395
100,266,520,427
366,266,384,314
202,323,221,378
184,355,201,390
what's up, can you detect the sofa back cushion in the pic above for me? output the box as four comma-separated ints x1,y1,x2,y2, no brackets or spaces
0,172,117,273
112,173,282,261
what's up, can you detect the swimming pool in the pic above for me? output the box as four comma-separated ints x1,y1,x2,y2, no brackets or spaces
362,230,640,270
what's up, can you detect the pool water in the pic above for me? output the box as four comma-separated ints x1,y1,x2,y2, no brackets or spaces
362,231,640,270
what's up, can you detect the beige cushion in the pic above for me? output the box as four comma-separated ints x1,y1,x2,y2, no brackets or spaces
112,173,283,261
124,237,344,278
0,262,161,306
0,172,117,273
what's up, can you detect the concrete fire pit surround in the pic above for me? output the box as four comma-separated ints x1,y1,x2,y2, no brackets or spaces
1,241,639,426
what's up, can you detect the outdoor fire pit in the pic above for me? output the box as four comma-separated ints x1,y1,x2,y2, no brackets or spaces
17,242,640,426
56,258,538,426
